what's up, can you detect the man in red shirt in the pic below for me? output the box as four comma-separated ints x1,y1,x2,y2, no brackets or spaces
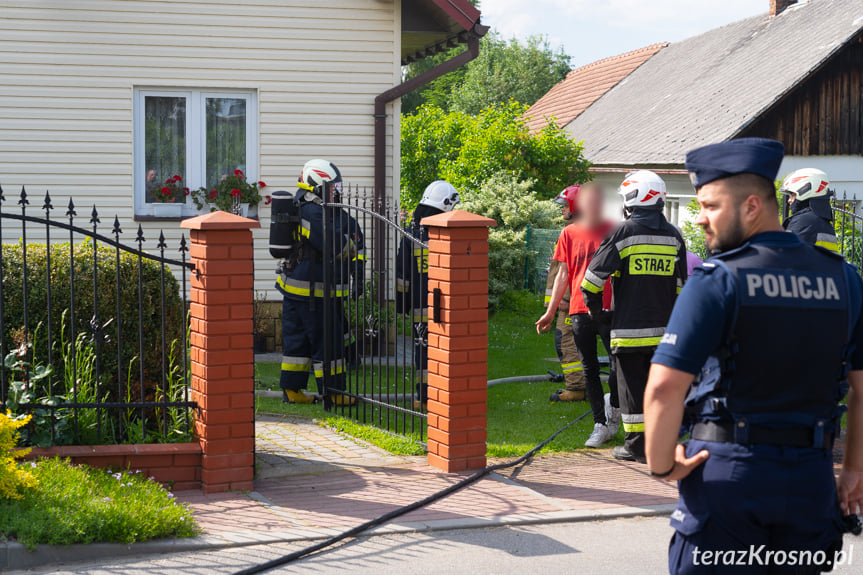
537,182,620,448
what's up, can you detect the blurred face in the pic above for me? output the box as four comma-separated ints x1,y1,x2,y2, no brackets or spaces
560,203,571,219
787,192,796,206
694,180,747,254
578,186,605,226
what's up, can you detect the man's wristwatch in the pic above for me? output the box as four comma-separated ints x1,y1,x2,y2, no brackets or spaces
648,463,676,479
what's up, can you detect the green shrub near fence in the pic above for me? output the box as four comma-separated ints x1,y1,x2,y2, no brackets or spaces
1,240,185,406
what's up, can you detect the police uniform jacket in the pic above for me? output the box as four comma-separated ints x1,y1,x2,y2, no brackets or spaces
581,208,686,353
784,197,838,252
276,198,353,301
653,231,863,434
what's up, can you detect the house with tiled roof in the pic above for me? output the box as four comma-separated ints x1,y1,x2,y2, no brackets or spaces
565,0,863,223
524,43,667,134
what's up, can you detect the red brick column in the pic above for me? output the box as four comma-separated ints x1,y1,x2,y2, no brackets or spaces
181,212,260,493
420,210,496,473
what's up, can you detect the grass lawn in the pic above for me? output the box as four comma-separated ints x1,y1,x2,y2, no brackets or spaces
255,290,621,459
0,458,197,548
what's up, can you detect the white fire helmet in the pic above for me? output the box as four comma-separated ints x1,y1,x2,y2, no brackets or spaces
419,180,460,212
780,168,830,202
618,170,667,208
299,159,342,201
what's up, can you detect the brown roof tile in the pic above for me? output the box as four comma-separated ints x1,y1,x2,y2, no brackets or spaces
523,43,667,133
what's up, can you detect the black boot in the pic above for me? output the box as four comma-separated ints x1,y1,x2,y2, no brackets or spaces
611,445,646,463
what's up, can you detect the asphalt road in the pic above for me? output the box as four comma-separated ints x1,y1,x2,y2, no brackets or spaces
12,517,861,574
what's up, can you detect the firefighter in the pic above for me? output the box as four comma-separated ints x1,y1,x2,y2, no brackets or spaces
546,186,586,402
396,181,460,409
645,138,863,573
781,167,839,252
276,159,356,406
581,170,686,462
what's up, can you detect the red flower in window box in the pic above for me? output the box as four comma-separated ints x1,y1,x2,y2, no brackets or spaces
183,187,190,196
191,170,264,213
173,175,182,182
160,187,170,195
264,195,272,205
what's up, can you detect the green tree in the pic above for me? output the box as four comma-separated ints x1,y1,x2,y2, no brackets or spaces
451,33,570,115
402,31,570,115
459,173,561,306
400,102,590,209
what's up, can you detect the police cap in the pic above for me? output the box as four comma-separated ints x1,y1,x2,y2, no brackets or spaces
685,138,785,190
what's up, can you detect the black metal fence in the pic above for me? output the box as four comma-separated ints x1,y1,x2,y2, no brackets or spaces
0,185,197,446
832,194,863,271
320,186,428,440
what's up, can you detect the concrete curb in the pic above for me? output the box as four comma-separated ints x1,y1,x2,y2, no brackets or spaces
0,504,674,571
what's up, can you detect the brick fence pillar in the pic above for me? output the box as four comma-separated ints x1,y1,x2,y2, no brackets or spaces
421,210,496,473
181,212,260,493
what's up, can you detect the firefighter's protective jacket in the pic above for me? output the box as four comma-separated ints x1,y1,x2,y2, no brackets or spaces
581,208,686,353
275,196,355,300
396,220,429,322
784,197,838,253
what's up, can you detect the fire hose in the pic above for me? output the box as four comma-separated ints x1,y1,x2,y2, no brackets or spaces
232,408,592,575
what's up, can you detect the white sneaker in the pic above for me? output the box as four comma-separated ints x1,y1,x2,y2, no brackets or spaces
605,393,621,437
585,423,611,448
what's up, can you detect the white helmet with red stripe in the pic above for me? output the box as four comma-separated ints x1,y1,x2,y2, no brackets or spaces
618,170,666,208
780,168,830,202
299,158,342,201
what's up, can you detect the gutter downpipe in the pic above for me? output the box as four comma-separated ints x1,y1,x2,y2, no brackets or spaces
372,32,485,277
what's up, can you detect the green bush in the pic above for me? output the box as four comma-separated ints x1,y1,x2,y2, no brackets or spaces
460,173,561,307
400,102,591,210
1,240,185,406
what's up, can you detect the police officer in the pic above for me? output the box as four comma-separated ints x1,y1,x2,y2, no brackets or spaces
277,159,356,406
547,185,586,402
581,170,686,462
396,181,460,409
644,138,863,574
781,168,839,252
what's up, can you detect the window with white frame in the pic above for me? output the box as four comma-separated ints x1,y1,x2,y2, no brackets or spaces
134,88,258,217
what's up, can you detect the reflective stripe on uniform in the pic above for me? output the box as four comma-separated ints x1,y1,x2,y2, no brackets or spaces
300,219,311,238
677,277,684,294
815,233,839,253
619,244,679,259
353,250,366,262
411,307,428,322
277,275,349,298
564,316,573,325
312,359,346,378
582,269,605,293
544,287,553,305
281,356,311,373
419,369,429,384
622,413,645,432
396,277,410,293
611,327,666,339
615,234,680,252
610,327,665,349
561,361,582,374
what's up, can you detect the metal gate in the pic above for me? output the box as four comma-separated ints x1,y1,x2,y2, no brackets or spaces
321,187,428,440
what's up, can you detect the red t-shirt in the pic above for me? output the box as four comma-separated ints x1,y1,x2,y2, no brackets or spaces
553,222,613,315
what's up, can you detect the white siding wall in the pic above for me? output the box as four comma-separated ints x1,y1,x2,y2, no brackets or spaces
0,0,402,298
